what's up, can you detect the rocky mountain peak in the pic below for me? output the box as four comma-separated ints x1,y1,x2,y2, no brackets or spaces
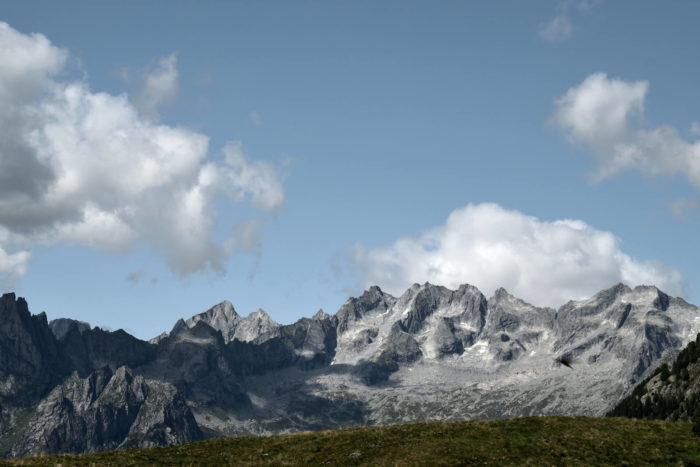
249,308,269,319
185,301,238,339
590,282,632,305
186,300,239,331
492,287,512,300
336,286,396,334
169,318,188,336
312,309,330,320
232,309,280,343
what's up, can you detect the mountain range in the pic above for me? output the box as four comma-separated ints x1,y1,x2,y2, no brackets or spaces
1,282,699,457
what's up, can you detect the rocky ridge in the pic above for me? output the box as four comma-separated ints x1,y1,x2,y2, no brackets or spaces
1,282,699,457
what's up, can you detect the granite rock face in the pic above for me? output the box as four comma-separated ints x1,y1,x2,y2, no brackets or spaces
1,283,700,457
0,293,67,406
9,366,202,457
185,301,281,344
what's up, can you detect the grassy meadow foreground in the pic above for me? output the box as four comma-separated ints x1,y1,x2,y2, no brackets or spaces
2,416,700,466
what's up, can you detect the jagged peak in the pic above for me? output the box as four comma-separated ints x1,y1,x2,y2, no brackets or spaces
169,318,188,336
203,300,238,317
493,287,512,299
185,300,240,331
247,308,272,320
455,283,482,293
313,309,330,320
399,281,453,302
0,292,30,316
603,282,632,296
358,285,392,301
1,292,16,301
583,282,634,306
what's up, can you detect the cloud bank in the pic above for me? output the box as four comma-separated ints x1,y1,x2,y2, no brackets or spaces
0,22,285,286
354,203,685,308
551,72,700,188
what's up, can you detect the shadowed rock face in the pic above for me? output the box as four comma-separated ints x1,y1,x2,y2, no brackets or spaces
9,366,202,457
57,325,155,378
0,293,66,406
1,282,700,457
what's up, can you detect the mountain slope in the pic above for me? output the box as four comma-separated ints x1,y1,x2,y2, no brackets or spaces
608,332,700,422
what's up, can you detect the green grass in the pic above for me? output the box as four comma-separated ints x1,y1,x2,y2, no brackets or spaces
3,416,700,466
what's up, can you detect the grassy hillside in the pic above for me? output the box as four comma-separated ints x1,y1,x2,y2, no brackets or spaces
2,416,700,466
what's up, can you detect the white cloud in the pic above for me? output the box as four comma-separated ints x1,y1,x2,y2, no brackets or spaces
551,73,700,188
690,122,700,136
0,244,31,290
669,197,698,219
225,218,262,255
539,0,600,42
354,203,685,308
133,53,178,119
0,22,285,286
249,110,262,125
221,142,286,211
539,4,574,41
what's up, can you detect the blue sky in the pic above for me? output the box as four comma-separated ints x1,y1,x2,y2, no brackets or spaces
1,1,699,339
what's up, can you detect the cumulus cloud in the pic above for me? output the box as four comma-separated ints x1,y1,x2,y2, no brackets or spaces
0,22,285,287
354,203,685,308
133,53,178,119
551,73,700,188
0,245,31,290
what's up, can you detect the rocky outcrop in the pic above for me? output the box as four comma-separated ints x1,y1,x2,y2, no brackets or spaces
9,366,202,457
0,293,67,406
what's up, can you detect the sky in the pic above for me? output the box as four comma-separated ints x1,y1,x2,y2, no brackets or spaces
1,1,700,340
